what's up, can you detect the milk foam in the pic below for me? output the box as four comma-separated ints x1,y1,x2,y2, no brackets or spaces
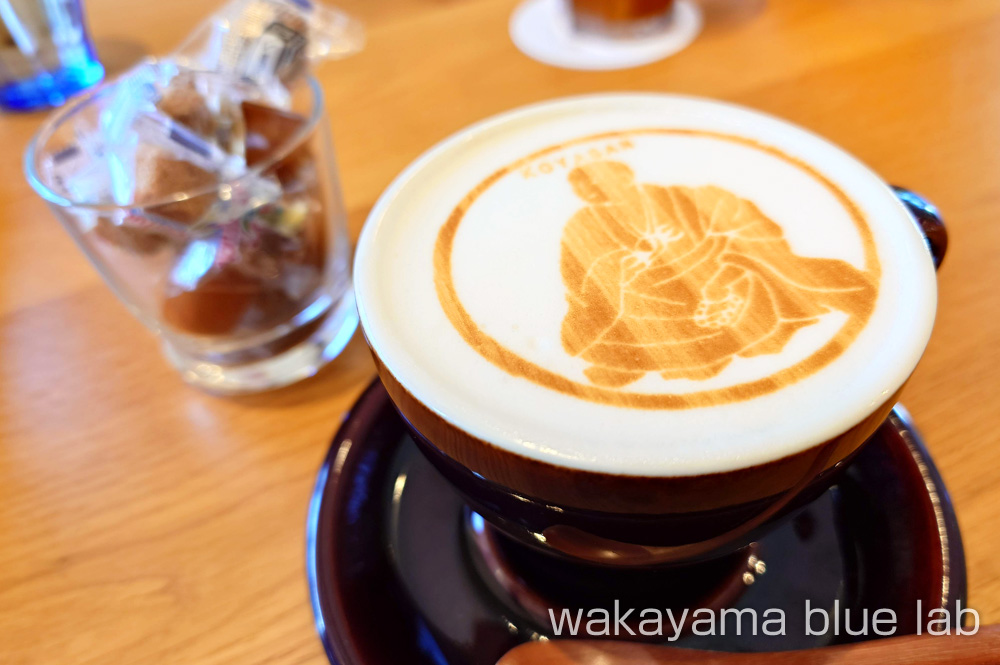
355,94,937,477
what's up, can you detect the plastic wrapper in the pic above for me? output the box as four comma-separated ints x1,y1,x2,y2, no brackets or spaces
173,0,364,104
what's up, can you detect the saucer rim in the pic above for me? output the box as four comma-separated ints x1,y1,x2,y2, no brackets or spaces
305,380,966,665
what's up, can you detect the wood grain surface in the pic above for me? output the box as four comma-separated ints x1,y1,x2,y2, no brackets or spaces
2,1,999,663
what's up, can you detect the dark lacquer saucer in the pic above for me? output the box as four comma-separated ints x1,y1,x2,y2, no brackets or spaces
306,380,966,665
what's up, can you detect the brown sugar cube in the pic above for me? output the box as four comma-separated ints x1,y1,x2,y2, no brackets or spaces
299,205,327,271
156,78,215,138
162,264,261,336
246,285,301,331
93,218,169,254
260,200,327,275
286,173,328,272
241,101,313,183
240,219,323,296
135,148,216,225
258,311,326,357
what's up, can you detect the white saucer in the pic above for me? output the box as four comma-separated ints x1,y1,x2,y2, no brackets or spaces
509,0,703,71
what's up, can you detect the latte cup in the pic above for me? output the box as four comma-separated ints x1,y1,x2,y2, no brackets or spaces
354,94,945,567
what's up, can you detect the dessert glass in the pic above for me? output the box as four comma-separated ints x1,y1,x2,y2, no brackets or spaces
25,74,357,394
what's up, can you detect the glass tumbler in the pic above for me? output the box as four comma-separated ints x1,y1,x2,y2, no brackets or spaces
0,0,104,110
25,74,358,394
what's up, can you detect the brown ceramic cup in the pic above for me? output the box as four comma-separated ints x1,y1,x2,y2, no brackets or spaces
354,95,945,567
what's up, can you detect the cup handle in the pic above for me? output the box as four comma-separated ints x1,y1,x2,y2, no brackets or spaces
892,186,947,269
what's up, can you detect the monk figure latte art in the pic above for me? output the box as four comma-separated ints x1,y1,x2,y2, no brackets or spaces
560,161,877,388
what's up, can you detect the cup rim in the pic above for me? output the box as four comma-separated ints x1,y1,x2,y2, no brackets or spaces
353,92,939,478
23,61,325,213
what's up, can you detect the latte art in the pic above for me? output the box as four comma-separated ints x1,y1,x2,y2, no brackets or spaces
433,130,883,409
559,161,877,391
355,95,937,476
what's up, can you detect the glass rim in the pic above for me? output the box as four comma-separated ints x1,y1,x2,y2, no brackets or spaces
23,66,325,213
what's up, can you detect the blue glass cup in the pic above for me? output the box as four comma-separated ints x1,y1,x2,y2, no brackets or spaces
0,0,104,111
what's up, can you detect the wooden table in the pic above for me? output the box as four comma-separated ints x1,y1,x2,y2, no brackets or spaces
2,0,998,662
